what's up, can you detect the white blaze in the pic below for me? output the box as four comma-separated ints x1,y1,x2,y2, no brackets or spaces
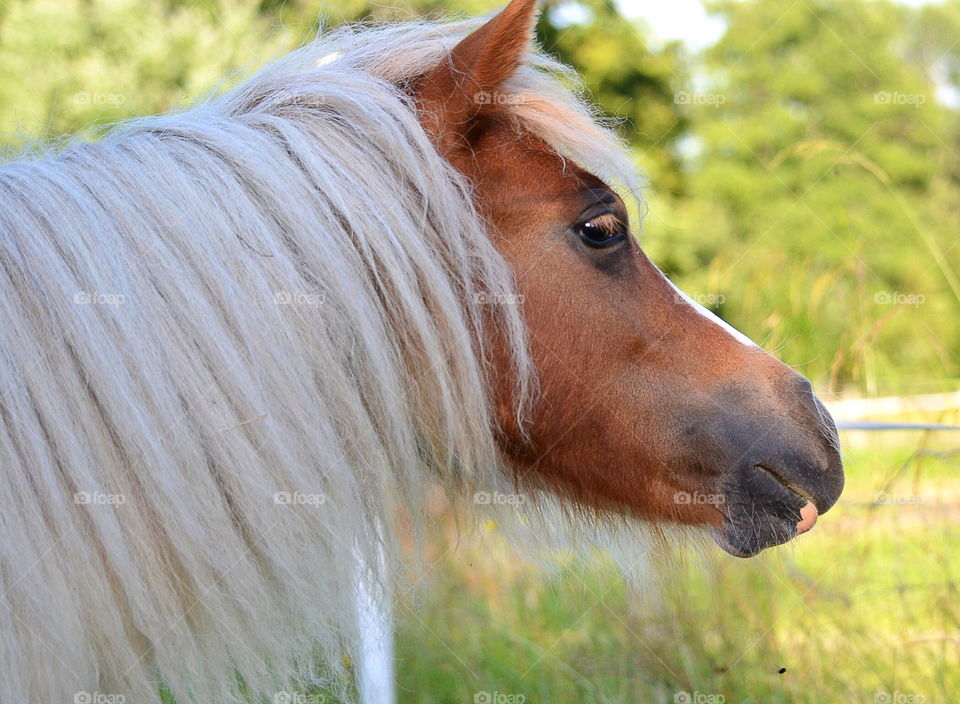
667,278,758,348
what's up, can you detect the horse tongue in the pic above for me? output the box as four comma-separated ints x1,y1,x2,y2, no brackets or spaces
795,502,819,535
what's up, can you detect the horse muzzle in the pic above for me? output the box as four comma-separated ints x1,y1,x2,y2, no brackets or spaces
707,386,845,557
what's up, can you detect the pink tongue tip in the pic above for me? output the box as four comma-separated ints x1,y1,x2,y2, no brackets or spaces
796,501,819,535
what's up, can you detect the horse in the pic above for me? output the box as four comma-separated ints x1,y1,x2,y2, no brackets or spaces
0,0,844,701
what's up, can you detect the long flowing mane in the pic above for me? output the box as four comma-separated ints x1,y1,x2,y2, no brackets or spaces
0,18,640,703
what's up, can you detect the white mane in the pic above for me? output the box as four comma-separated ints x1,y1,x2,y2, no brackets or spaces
0,17,641,704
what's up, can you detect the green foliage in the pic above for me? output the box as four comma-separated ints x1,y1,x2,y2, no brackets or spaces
0,0,957,394
0,0,299,147
645,0,960,395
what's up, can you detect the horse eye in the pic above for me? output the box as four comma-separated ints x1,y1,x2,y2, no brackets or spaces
575,212,627,248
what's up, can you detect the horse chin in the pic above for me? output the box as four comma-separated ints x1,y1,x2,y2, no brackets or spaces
709,519,799,558
708,482,819,558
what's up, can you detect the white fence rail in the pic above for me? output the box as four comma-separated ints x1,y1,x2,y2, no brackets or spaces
825,392,960,431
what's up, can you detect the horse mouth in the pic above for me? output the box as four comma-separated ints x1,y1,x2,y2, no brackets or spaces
709,463,830,558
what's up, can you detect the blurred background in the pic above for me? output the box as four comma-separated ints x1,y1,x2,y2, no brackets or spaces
2,0,959,701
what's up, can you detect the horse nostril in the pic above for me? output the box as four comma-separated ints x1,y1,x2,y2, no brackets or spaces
752,454,842,515
754,463,817,505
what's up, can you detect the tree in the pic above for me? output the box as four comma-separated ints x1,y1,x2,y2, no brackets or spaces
651,0,960,393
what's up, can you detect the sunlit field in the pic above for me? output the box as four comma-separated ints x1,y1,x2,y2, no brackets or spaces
379,432,959,704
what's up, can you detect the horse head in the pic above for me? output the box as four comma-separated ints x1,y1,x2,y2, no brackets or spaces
414,0,843,557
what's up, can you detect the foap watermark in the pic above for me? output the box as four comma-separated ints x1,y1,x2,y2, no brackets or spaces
874,691,926,704
474,291,525,306
274,491,327,506
874,91,925,107
474,491,526,506
273,692,326,704
473,691,526,704
74,491,126,506
674,691,725,704
874,492,925,506
675,91,726,107
673,291,725,307
286,94,329,107
74,291,126,306
74,91,127,106
74,692,126,704
674,491,725,506
474,91,525,106
274,290,326,307
874,291,925,307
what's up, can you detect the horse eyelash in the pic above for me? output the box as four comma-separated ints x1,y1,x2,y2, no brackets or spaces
587,212,626,234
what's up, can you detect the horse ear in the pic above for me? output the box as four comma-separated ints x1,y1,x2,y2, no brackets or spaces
417,0,539,150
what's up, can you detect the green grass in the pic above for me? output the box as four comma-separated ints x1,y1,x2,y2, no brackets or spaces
384,434,960,704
